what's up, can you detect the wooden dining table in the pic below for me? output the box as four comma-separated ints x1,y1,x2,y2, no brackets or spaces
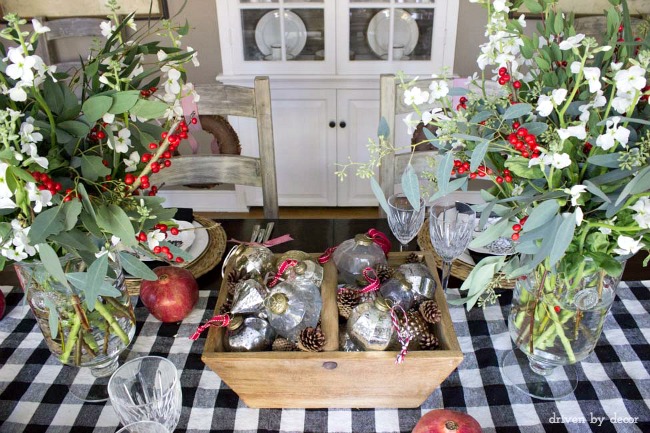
0,218,648,433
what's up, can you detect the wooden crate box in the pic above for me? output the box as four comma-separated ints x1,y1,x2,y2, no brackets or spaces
202,252,463,408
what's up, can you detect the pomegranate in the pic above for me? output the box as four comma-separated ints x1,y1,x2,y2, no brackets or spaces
140,266,198,323
413,409,482,433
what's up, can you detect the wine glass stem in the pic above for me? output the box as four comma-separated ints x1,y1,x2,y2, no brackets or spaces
441,260,452,292
399,242,407,252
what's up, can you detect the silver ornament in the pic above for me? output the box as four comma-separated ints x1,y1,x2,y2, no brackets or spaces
346,297,397,351
398,263,437,301
379,271,415,310
333,234,387,284
265,281,322,342
224,316,275,352
230,279,268,315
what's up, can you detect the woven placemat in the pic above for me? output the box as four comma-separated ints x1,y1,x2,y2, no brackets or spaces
417,219,515,289
126,215,227,295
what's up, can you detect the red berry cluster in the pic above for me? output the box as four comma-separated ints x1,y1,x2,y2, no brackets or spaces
641,85,650,102
136,225,184,263
87,124,107,142
32,171,62,195
583,142,593,154
140,86,158,98
497,67,511,86
456,96,468,111
510,215,528,241
507,122,541,160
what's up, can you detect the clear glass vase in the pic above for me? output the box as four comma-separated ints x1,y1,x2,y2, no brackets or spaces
15,255,135,402
502,260,626,400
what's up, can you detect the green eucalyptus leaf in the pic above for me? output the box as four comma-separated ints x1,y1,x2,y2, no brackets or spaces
587,153,622,168
62,200,82,231
504,156,544,179
378,116,390,138
447,87,468,96
118,251,158,280
81,155,111,181
96,205,137,248
523,0,544,13
58,120,90,138
130,99,168,120
370,177,390,214
77,184,97,220
470,110,493,124
549,212,576,266
523,200,560,232
530,216,560,268
470,140,489,172
37,243,71,289
7,166,35,184
82,95,113,124
615,165,650,205
401,163,421,211
437,152,454,193
535,57,551,70
29,206,65,245
109,90,141,114
43,77,64,114
43,297,60,339
520,122,548,136
584,180,611,203
51,230,99,253
80,212,103,237
503,103,533,120
470,218,510,248
83,254,108,311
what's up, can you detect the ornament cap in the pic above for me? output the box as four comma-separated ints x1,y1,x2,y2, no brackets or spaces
393,271,412,291
228,315,244,331
267,292,289,314
374,296,391,311
354,233,373,246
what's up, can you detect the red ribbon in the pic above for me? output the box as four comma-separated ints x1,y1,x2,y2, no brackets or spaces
367,228,391,256
390,305,411,364
359,267,380,294
267,259,298,288
190,314,230,340
228,234,294,248
318,246,337,264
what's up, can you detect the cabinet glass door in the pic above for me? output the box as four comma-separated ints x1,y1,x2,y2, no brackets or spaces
338,0,457,75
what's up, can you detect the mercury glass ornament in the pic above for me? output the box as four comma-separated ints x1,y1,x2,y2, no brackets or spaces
229,244,275,279
379,271,415,310
224,316,275,352
398,263,437,301
283,260,324,287
339,329,361,352
275,250,310,267
332,234,387,284
265,281,322,342
346,297,398,351
230,279,268,315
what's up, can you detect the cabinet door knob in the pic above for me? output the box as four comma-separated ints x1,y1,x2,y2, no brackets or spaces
339,121,346,128
329,121,336,128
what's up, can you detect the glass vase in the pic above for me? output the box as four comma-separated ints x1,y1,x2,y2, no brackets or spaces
502,260,626,400
15,255,135,402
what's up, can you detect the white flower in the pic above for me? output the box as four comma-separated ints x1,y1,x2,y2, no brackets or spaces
31,19,51,34
570,61,581,74
26,183,52,213
0,162,13,199
187,46,200,67
108,128,132,154
559,34,585,50
147,229,166,250
8,82,28,102
403,112,417,135
100,21,116,38
598,217,617,235
157,50,168,62
631,197,650,229
0,196,16,209
102,112,115,124
564,185,587,206
611,62,623,72
549,152,571,169
164,68,181,95
6,48,36,83
552,88,568,105
557,124,587,141
125,17,137,31
614,65,647,93
403,86,429,105
613,235,642,256
595,117,630,150
575,207,584,226
428,80,449,101
536,95,554,117
493,0,509,12
123,151,140,173
583,67,602,93
611,91,635,114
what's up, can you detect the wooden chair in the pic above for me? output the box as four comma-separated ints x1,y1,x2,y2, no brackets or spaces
152,77,279,219
378,74,501,215
33,17,106,75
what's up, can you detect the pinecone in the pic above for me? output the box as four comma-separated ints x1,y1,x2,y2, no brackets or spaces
419,300,442,324
272,337,297,352
405,252,422,264
297,327,326,352
226,268,249,296
418,331,440,350
400,310,429,340
374,264,394,282
337,287,360,319
218,296,232,315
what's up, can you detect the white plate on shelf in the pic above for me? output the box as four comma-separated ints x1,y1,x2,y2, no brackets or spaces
134,219,208,265
367,8,419,58
255,10,307,57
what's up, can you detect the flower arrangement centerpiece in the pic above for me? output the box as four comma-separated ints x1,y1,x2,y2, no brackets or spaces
0,0,199,378
340,0,649,394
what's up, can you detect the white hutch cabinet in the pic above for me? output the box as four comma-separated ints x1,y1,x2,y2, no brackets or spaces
214,0,459,208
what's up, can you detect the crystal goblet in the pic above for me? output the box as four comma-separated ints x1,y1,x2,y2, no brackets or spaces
116,421,170,433
386,193,426,251
428,200,476,292
108,356,182,432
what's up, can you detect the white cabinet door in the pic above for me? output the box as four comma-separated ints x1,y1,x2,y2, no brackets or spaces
236,88,338,207
336,89,379,206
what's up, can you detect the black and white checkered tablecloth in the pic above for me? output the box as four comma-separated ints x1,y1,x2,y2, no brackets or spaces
0,281,648,433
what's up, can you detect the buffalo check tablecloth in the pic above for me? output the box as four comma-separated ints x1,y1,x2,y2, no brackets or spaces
0,281,648,433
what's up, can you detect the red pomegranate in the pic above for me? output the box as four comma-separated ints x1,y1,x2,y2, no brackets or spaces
140,266,198,323
413,409,482,433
